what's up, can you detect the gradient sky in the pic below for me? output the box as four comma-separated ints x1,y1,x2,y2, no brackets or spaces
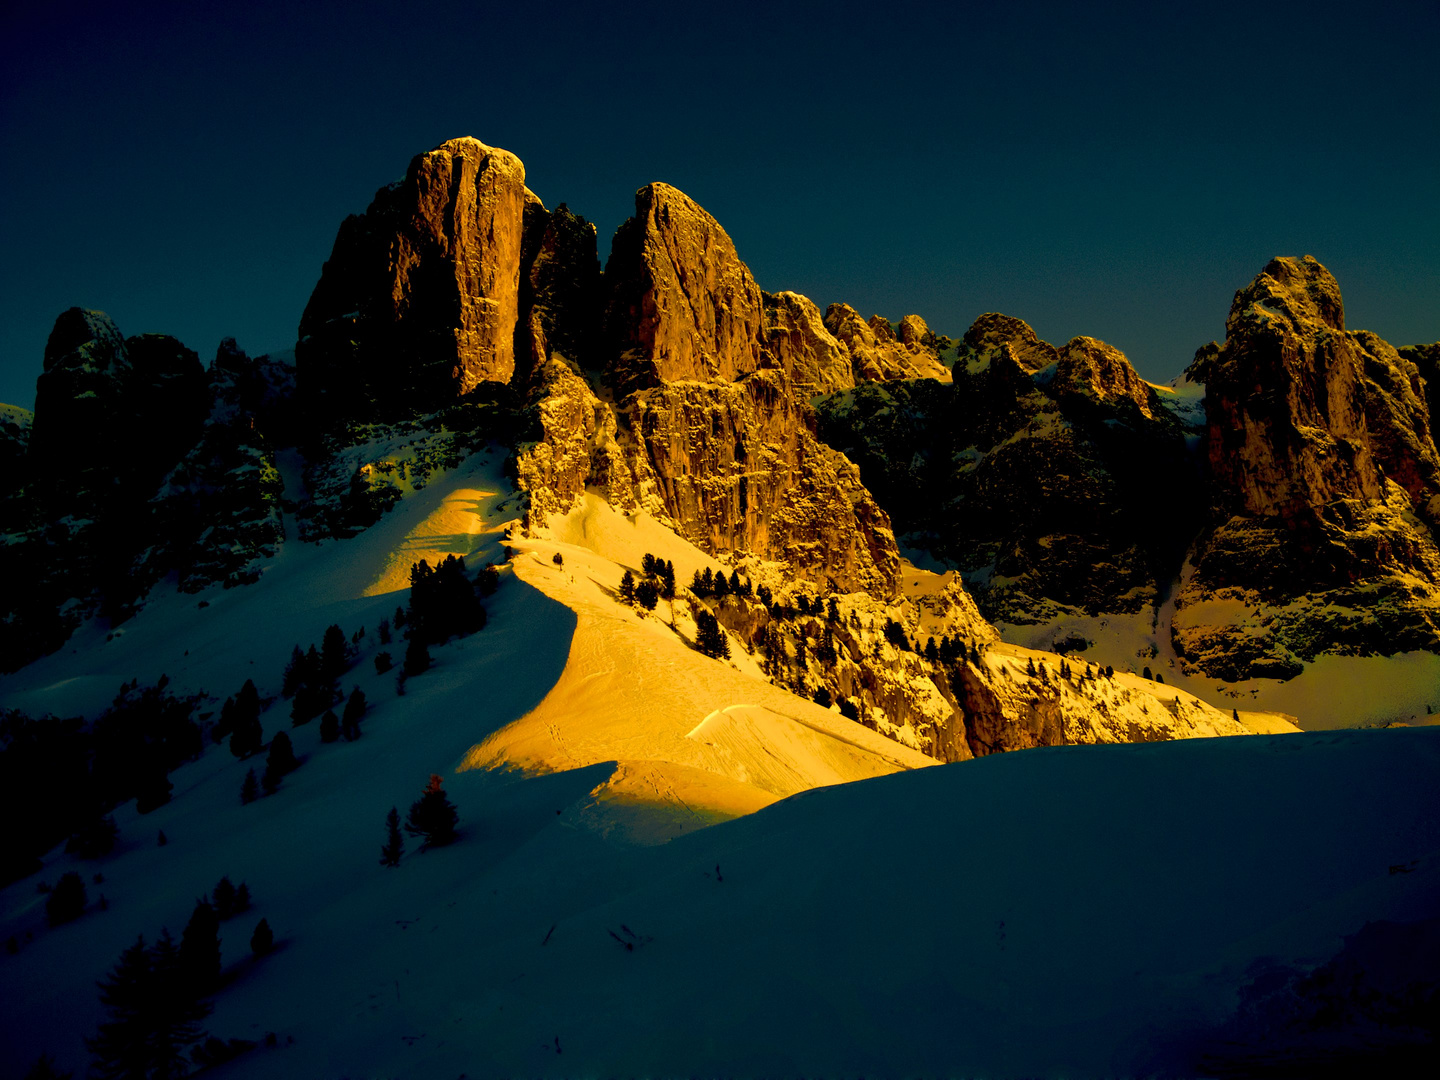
2,0,1437,410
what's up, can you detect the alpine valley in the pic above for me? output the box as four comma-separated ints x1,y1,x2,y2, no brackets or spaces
2,138,1437,1078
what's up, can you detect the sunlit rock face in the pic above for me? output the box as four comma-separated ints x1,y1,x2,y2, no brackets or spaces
298,137,540,418
823,303,950,382
762,290,855,395
602,182,769,395
1175,256,1440,679
818,315,1193,623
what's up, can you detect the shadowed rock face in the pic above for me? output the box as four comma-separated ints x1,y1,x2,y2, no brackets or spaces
818,315,1193,622
602,183,768,394
1175,256,1440,679
298,137,540,418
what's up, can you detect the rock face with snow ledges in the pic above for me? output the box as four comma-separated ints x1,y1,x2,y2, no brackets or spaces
298,136,541,418
1175,256,1440,679
823,303,950,382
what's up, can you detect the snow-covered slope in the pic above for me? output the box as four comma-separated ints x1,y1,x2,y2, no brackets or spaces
2,448,1425,1078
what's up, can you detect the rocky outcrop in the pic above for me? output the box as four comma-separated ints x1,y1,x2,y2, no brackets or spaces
1054,336,1166,420
958,313,1060,374
602,183,768,394
142,339,287,591
823,303,950,382
519,203,603,378
0,405,32,499
762,291,855,395
1175,256,1440,678
298,137,541,419
818,315,1194,623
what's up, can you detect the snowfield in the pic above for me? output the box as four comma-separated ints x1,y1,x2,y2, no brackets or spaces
2,456,1434,1077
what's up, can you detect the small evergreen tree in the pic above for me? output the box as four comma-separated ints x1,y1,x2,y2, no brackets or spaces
619,569,636,603
262,732,297,791
233,883,250,912
690,569,705,595
713,571,730,599
319,709,340,744
341,688,366,741
641,553,656,577
212,877,237,920
552,552,563,566
249,919,273,958
1026,657,1038,677
281,645,305,698
812,685,833,708
1143,665,1153,680
375,651,393,674
403,636,431,677
839,698,860,721
377,617,392,644
380,806,403,867
924,636,939,662
405,775,458,849
321,624,348,685
477,563,500,597
1233,707,1240,723
659,560,675,600
700,568,714,595
1155,671,1164,684
46,871,86,926
88,931,210,1079
635,578,659,611
240,768,258,805
179,900,221,996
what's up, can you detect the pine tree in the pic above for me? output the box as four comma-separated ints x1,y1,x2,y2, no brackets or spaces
641,553,656,577
240,769,258,805
659,560,675,600
179,900,221,996
1233,707,1240,722
377,617,392,644
249,918,273,957
341,687,366,741
691,569,705,595
839,698,860,721
619,569,636,603
1143,665,1153,680
319,709,340,744
262,732,297,791
46,871,86,926
1026,657,1037,677
403,636,431,677
700,568,714,595
635,578,659,610
375,651,393,674
812,685,833,708
212,877,237,920
477,563,500,597
713,571,730,599
233,883,251,913
380,806,403,867
280,645,304,698
924,636,939,662
87,932,210,1080
228,680,263,759
321,624,348,684
405,775,459,849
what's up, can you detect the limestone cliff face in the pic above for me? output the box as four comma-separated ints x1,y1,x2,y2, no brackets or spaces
602,183,768,394
299,137,540,417
762,290,855,395
1175,256,1440,679
819,315,1194,622
824,304,950,382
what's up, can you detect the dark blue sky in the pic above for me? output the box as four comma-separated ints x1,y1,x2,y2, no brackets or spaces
2,0,1437,409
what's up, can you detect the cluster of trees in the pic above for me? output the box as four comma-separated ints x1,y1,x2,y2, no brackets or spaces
216,679,263,759
381,774,460,866
282,623,354,724
319,688,367,744
1,681,203,886
619,553,675,611
239,728,299,802
689,566,751,600
693,608,731,660
84,879,271,1077
408,556,486,646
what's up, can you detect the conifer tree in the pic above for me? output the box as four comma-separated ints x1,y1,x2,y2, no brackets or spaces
641,553,656,577
700,568,714,595
249,918,273,957
377,617,392,644
691,569,705,594
88,931,210,1079
1233,707,1240,723
234,882,251,912
179,900,221,996
281,646,304,698
380,807,403,867
321,624,347,684
212,877,237,920
405,775,459,849
375,651,393,674
924,636,939,662
341,688,366,741
839,698,860,721
319,709,339,744
263,732,297,791
1143,665,1153,680
812,686,833,708
1026,657,1038,677
636,579,659,610
46,871,86,926
713,571,730,599
403,636,431,677
619,569,636,603
659,560,675,600
477,563,500,596
240,768,258,805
